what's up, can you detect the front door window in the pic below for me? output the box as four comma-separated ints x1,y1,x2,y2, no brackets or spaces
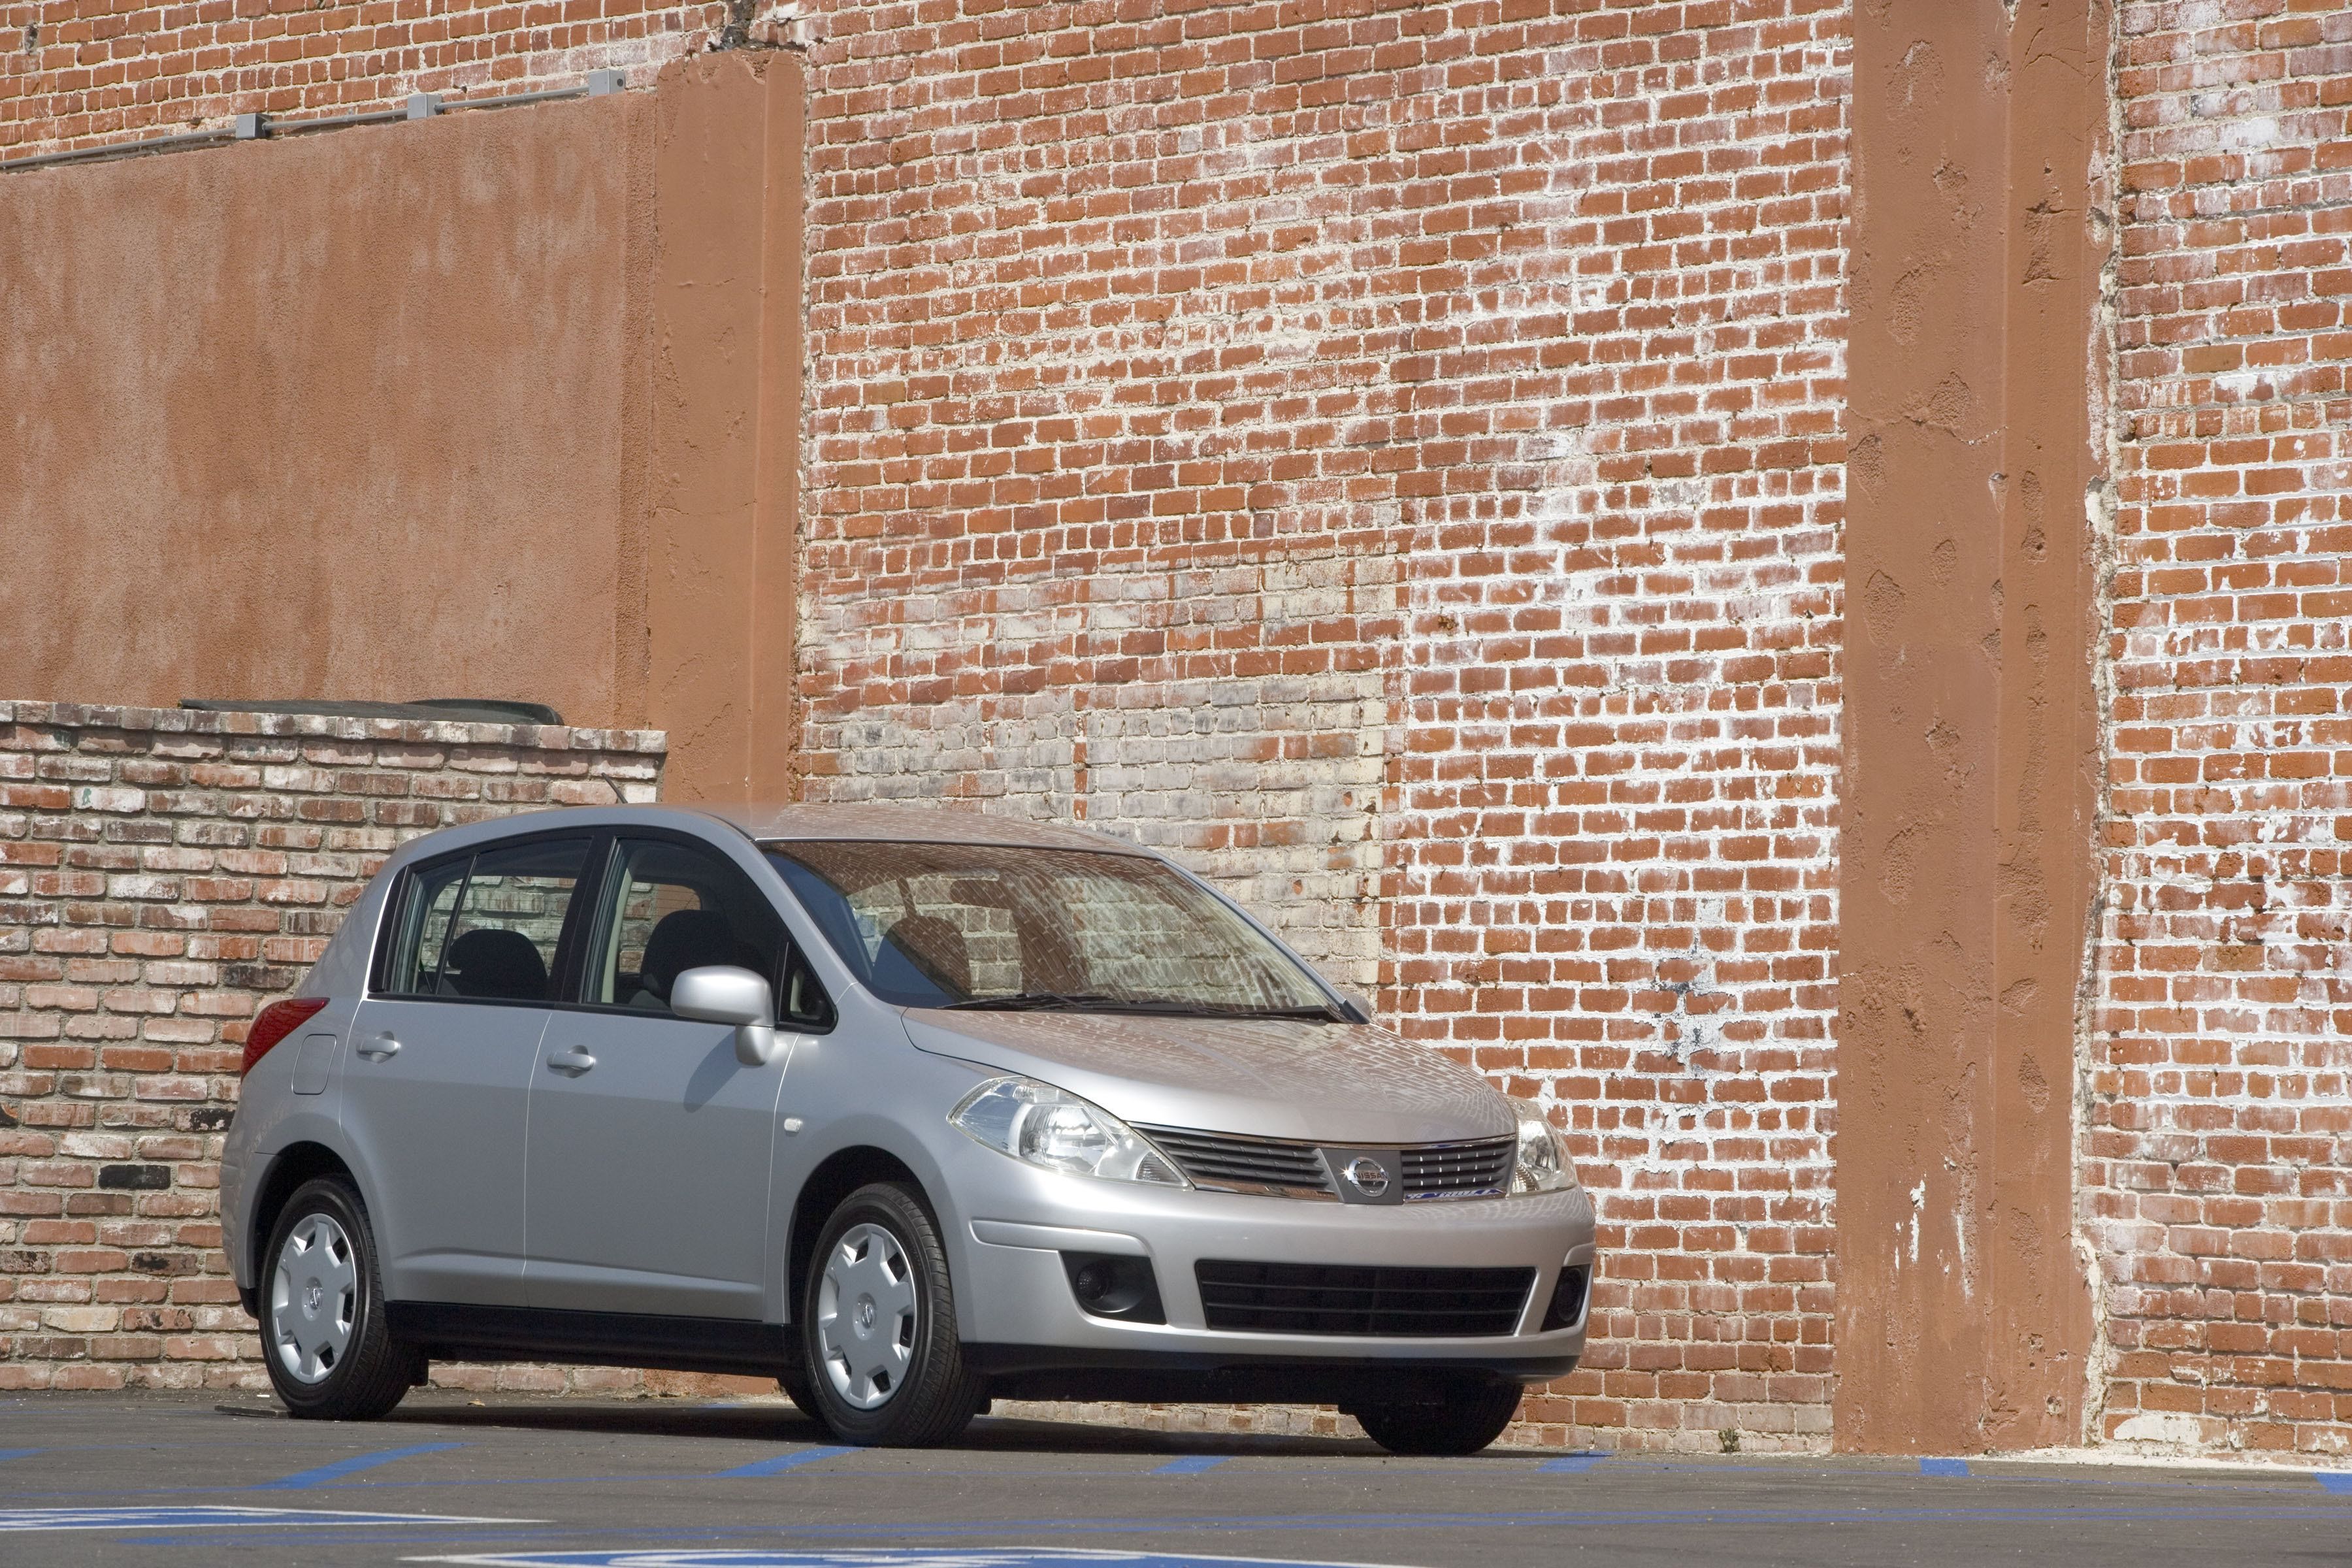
583,838,831,1029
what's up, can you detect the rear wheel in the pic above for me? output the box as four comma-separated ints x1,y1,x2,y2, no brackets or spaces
794,1182,981,1447
261,1177,418,1420
1348,1377,1524,1456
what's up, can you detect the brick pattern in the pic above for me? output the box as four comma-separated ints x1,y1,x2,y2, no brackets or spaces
0,702,663,1390
1383,7,1846,1452
40,0,2352,1469
796,0,1849,1451
0,0,725,157
2087,0,2352,1458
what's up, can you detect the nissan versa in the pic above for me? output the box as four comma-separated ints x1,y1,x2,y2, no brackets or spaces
222,806,1597,1452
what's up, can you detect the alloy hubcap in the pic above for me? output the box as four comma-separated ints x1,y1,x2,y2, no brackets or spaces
269,1212,359,1384
817,1222,917,1410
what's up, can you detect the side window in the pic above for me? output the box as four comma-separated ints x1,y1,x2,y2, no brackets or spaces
585,838,834,1031
376,838,590,1002
377,852,472,996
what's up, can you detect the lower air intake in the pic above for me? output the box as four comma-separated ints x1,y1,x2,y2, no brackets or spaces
1195,1260,1535,1337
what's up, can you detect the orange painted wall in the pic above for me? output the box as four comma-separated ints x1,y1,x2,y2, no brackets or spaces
0,54,801,802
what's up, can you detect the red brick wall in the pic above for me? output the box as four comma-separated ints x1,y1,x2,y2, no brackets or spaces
2087,0,2352,1458
796,0,1851,1451
0,703,662,1390
0,0,723,156
37,0,2352,1467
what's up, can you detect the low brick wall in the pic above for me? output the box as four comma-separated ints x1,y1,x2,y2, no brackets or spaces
0,702,664,1391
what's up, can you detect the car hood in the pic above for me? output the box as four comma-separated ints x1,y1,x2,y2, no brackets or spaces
901,1009,1515,1145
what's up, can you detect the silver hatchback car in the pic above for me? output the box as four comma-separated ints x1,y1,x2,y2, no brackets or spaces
223,806,1597,1452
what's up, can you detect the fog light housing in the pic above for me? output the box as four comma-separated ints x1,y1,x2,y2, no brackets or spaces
1062,1252,1165,1324
1543,1264,1590,1331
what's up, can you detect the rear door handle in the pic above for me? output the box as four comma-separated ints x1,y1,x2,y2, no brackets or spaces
547,1047,596,1076
355,1034,401,1061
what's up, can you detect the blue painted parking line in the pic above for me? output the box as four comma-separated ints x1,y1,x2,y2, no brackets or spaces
708,1446,855,1478
2319,1473,2352,1494
115,1495,2352,1552
1919,1458,1970,1477
1539,1454,1606,1474
0,1449,41,1463
253,1442,466,1491
531,1499,2352,1537
405,1550,1414,1568
389,1511,2352,1565
0,1505,525,1533
1153,1456,1229,1475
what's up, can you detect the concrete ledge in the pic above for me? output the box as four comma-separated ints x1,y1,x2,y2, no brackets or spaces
0,700,667,755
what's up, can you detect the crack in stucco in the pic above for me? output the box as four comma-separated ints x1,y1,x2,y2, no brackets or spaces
2072,0,2125,1452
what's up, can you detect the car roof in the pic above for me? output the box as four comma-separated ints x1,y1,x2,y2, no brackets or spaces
694,802,1156,857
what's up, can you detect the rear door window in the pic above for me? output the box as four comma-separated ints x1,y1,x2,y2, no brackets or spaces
375,837,592,1002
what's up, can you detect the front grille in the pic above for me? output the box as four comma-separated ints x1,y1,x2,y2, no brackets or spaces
1399,1137,1514,1198
1196,1260,1535,1337
1135,1126,1333,1198
1136,1124,1518,1202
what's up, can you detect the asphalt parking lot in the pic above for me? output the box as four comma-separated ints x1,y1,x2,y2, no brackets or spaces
5,1392,2350,1568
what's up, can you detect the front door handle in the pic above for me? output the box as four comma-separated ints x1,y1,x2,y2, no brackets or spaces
355,1034,401,1061
547,1047,596,1076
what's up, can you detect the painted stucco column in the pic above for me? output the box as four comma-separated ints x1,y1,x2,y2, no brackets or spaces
632,52,806,804
1835,0,2112,1452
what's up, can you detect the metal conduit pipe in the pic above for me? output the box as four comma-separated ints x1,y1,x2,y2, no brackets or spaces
0,69,626,174
0,125,238,171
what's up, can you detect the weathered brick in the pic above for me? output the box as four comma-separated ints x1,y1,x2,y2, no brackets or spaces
0,704,664,1399
3,0,2340,1457
2085,3,2352,1460
793,0,1847,1456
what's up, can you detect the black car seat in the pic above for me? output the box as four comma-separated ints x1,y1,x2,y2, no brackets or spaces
632,907,740,1008
441,927,549,1001
874,913,972,1000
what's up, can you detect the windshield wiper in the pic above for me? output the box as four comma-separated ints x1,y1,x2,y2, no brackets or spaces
940,991,1124,1012
939,993,1343,1022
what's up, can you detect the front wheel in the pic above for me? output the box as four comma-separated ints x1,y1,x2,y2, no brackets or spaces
776,1364,819,1418
260,1177,418,1420
1349,1377,1524,1455
795,1181,981,1446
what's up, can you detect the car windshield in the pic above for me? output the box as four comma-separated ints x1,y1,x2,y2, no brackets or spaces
762,840,1337,1017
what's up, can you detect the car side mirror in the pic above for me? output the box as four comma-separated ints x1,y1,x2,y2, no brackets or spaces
672,965,779,1067
1333,987,1375,1024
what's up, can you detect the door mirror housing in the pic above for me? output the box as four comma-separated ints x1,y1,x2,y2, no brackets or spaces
672,966,779,1066
1332,986,1376,1024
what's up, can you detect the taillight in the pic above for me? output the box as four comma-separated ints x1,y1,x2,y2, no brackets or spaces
242,998,329,1076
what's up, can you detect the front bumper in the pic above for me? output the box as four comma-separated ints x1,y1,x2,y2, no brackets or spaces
943,1141,1596,1387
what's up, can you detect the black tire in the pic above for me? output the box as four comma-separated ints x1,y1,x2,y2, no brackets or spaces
795,1181,980,1447
776,1364,818,1416
1349,1377,1524,1456
259,1177,418,1420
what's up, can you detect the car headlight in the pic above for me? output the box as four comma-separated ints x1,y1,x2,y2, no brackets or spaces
1512,1102,1578,1194
949,1075,1189,1188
